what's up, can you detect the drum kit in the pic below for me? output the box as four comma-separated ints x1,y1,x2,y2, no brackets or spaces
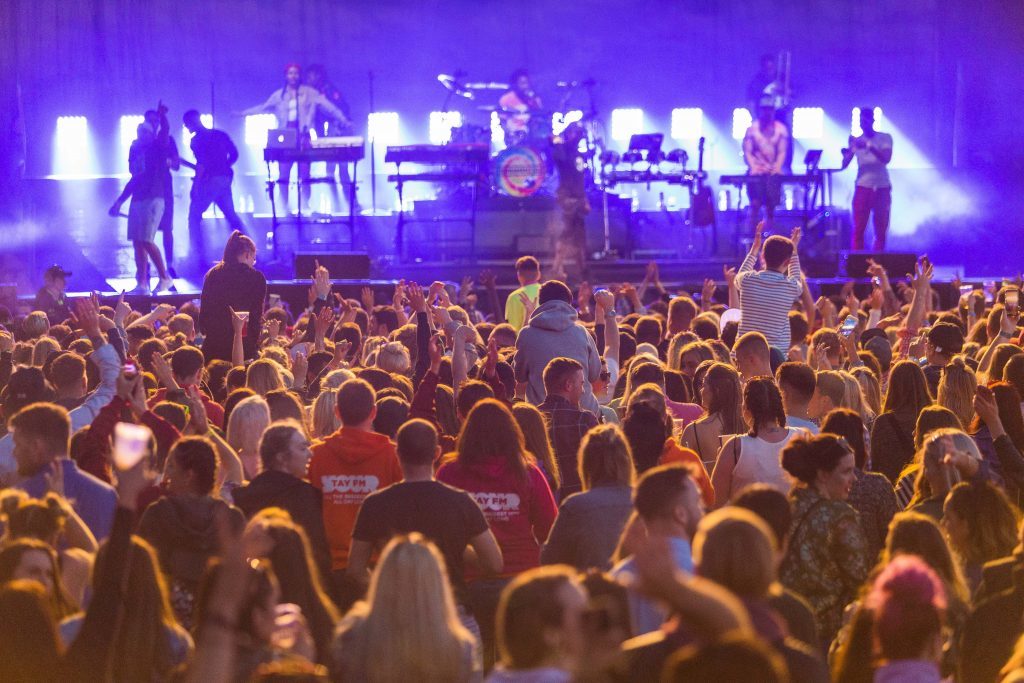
436,71,603,198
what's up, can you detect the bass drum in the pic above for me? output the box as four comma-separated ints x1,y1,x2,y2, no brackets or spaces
492,145,556,198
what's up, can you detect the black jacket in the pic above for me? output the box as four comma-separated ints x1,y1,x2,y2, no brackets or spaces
232,470,331,577
137,494,245,585
199,261,266,362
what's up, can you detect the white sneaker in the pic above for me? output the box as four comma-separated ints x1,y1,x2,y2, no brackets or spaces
154,276,174,294
128,283,151,295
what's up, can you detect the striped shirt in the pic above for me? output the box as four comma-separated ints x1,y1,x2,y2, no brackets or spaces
735,249,802,350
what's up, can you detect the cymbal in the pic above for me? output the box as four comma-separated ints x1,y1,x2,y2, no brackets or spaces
463,81,510,91
437,74,474,100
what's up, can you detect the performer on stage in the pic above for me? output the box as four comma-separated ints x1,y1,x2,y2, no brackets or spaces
109,108,180,277
183,110,247,263
125,104,174,294
747,53,794,173
241,63,347,210
498,69,542,146
742,98,789,235
550,122,590,281
305,64,358,212
841,106,894,251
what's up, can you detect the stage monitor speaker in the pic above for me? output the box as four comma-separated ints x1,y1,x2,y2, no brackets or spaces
293,252,370,280
839,251,917,278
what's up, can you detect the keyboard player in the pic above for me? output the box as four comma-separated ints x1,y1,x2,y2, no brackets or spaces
240,63,348,211
741,97,790,235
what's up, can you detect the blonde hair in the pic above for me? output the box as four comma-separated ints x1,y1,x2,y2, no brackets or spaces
694,507,776,599
335,534,475,682
31,337,60,367
361,336,388,366
311,389,341,438
937,356,977,431
323,368,356,390
909,428,982,507
578,424,635,490
246,358,285,396
512,403,560,490
260,346,290,368
227,395,271,476
852,367,881,417
376,341,411,375
840,370,874,425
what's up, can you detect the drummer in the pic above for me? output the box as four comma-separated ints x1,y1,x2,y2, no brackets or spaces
498,69,543,145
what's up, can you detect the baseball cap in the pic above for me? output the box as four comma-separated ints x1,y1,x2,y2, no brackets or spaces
927,322,964,355
864,336,893,373
44,264,72,280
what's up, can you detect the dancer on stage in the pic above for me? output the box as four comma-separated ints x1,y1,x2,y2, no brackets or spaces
498,69,542,146
183,109,247,263
109,108,180,277
241,63,348,211
125,103,174,294
842,106,894,250
305,64,358,212
742,98,789,236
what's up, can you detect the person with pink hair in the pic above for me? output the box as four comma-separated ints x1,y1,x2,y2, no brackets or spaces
866,555,947,683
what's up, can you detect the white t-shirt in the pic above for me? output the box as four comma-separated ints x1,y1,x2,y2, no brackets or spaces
287,97,298,123
853,132,893,188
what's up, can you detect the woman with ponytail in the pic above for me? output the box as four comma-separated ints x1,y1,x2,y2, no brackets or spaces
199,230,267,362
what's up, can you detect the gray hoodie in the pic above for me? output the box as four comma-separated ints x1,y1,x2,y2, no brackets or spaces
514,300,602,415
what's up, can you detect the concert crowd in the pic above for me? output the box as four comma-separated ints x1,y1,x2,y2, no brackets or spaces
3,224,1024,682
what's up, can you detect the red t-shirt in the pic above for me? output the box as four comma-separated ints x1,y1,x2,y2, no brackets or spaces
436,457,557,577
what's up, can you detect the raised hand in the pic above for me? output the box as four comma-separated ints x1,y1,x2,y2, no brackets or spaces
392,279,407,310
265,318,282,340
518,291,537,320
229,307,246,335
865,258,887,279
723,265,737,287
184,384,210,434
790,225,801,246
75,298,102,338
150,351,177,387
152,303,174,322
479,269,497,289
484,335,499,378
331,339,352,368
459,275,474,303
911,257,934,291
427,334,444,373
291,349,309,386
594,288,614,313
702,278,717,304
312,260,331,300
360,286,374,311
313,306,335,339
406,282,426,313
752,220,765,248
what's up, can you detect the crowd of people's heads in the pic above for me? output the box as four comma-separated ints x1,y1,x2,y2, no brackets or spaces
1,252,1024,681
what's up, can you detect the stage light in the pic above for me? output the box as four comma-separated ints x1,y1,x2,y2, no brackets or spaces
429,111,462,145
851,107,884,137
245,114,278,147
54,116,90,176
670,108,703,140
368,112,399,145
490,112,505,150
792,107,824,139
552,110,583,135
732,108,752,140
611,108,643,142
119,115,145,151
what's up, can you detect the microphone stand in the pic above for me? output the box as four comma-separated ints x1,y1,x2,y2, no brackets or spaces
368,70,378,215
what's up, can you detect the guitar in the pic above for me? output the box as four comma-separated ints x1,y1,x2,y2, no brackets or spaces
691,137,715,227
